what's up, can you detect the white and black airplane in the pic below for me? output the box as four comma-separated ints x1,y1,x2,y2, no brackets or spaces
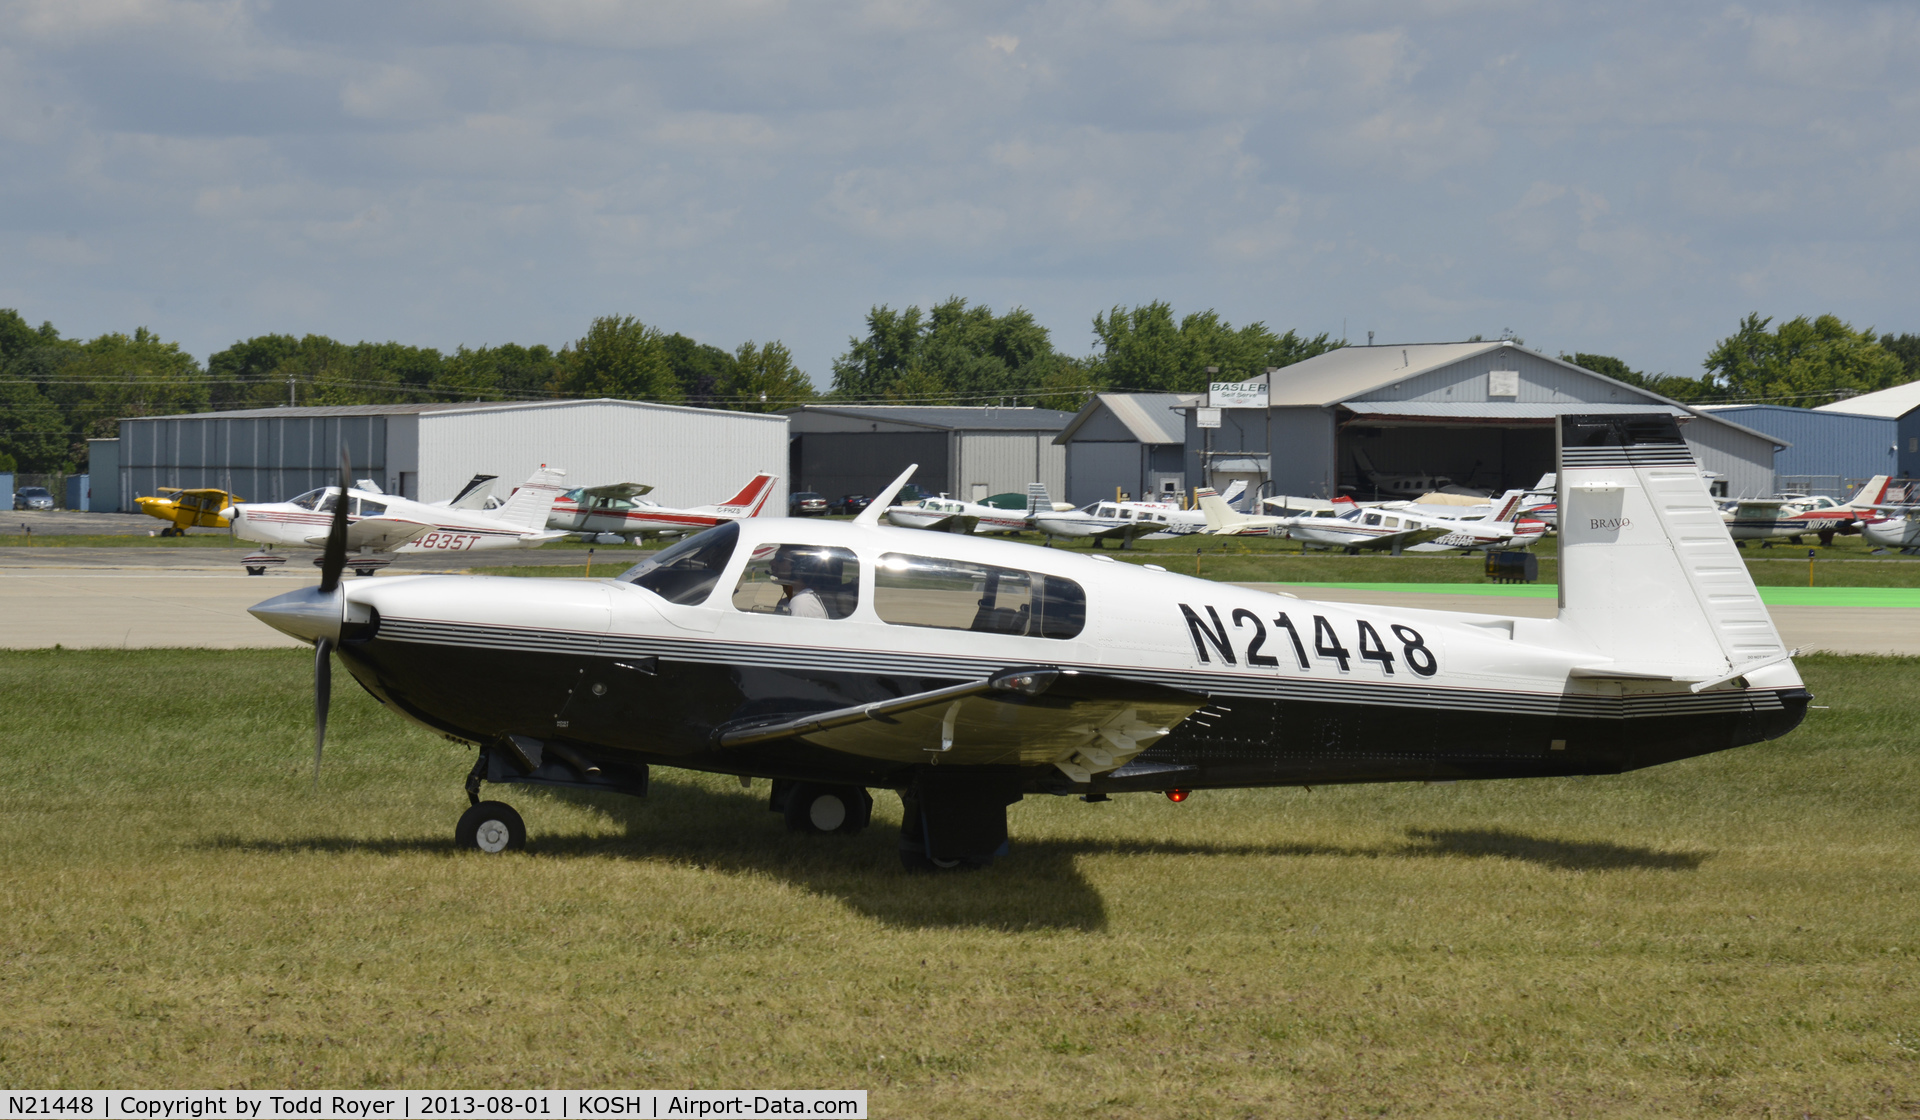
247,414,1808,872
547,472,779,543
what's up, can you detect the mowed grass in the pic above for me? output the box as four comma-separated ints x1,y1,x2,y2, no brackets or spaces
1,650,1916,1115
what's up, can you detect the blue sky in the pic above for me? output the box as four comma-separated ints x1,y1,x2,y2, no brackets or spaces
3,0,1916,388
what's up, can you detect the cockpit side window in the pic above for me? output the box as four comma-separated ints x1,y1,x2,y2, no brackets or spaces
874,553,1085,639
732,544,860,619
289,489,325,511
618,521,739,605
357,498,387,517
316,492,340,513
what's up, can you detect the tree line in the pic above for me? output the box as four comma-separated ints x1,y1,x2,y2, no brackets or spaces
3,303,1916,474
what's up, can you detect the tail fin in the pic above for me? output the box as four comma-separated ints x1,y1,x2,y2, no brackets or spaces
1195,487,1252,532
1488,489,1526,524
1330,496,1357,511
1557,414,1788,679
1027,483,1051,517
1219,479,1248,511
445,474,499,510
706,472,777,516
1845,475,1890,508
495,466,568,530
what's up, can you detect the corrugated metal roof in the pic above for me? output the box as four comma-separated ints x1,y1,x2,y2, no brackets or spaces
125,398,786,424
782,405,1078,431
1054,392,1186,445
1813,381,1920,418
1267,342,1506,406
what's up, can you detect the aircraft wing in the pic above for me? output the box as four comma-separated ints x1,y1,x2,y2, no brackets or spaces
1731,499,1788,518
715,667,1206,776
304,517,433,552
579,482,654,502
915,513,981,534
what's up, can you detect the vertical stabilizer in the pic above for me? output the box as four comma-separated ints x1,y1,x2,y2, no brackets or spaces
495,467,569,531
1026,483,1051,517
1195,487,1253,532
1557,415,1785,676
706,472,778,517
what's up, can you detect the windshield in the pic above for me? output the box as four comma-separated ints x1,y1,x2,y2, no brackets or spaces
617,521,740,605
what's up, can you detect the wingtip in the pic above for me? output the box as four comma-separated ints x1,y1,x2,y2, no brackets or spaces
855,464,918,526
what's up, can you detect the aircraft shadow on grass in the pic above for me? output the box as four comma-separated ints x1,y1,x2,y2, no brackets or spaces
207,785,1707,932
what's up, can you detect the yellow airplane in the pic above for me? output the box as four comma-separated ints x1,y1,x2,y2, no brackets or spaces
136,487,240,536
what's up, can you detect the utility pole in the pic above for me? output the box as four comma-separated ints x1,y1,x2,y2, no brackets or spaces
287,373,296,407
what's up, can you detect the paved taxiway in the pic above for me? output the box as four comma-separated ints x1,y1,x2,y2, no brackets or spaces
1,548,1912,653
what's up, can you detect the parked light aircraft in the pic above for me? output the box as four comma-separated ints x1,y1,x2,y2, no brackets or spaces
135,487,239,535
1350,447,1458,499
547,472,778,542
1032,482,1239,546
1859,506,1920,553
226,468,570,576
1723,476,1890,545
886,495,1034,535
246,413,1807,872
1399,491,1551,552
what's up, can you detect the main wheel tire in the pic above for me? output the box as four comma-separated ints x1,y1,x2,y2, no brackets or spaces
784,783,872,835
455,800,526,853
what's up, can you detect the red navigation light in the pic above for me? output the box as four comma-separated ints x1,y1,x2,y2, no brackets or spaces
1166,788,1190,803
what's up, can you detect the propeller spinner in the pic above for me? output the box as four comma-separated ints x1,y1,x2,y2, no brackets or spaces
247,448,355,791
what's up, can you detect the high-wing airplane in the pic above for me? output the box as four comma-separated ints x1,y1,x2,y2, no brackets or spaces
1400,490,1551,553
547,472,778,542
1723,476,1891,545
135,487,239,535
247,413,1806,873
225,468,571,575
1260,496,1452,554
1859,505,1920,553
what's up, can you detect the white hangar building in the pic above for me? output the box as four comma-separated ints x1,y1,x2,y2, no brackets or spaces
104,399,789,512
1176,340,1784,500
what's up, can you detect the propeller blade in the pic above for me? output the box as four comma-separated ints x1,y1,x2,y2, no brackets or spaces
317,447,352,593
313,636,332,793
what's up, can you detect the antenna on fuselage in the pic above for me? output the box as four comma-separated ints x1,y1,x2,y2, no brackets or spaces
855,464,919,527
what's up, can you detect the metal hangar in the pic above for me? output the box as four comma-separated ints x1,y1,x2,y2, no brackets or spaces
1051,393,1188,505
105,398,789,512
781,405,1073,501
1189,340,1784,500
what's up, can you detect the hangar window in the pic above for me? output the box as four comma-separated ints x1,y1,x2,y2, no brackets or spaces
618,521,739,605
874,553,1085,639
731,544,860,620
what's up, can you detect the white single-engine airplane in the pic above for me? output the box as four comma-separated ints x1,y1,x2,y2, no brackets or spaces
1032,482,1238,546
885,494,1034,535
1721,476,1891,546
226,469,571,575
248,414,1807,872
547,472,778,542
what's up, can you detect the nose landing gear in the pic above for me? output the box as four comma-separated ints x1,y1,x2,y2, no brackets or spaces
456,800,526,852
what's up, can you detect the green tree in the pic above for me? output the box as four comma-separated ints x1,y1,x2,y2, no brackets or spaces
206,334,304,408
0,374,68,471
1878,333,1920,382
558,316,679,402
1703,314,1904,405
434,343,565,401
1091,302,1341,392
724,340,815,413
1562,353,1715,402
831,298,1061,404
0,309,60,371
41,328,209,466
663,334,737,408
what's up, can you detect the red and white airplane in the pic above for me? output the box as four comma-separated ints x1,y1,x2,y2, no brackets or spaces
225,468,572,575
547,471,779,543
1723,476,1891,545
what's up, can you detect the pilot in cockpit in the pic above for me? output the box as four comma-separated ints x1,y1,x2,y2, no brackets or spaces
770,545,832,619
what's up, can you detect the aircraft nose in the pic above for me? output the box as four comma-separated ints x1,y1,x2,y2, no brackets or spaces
220,506,237,520
248,585,343,644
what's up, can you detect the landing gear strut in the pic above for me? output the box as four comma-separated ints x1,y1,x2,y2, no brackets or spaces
896,769,1022,874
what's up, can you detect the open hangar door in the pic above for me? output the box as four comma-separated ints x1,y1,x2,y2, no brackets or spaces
790,431,948,499
1336,417,1554,499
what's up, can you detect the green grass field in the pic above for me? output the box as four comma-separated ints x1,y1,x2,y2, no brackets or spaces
1,650,1914,1114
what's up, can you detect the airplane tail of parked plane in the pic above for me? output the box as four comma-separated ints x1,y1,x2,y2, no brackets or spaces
1845,475,1891,509
494,467,569,530
442,474,499,510
1556,414,1791,684
704,472,778,517
1487,489,1527,524
1196,486,1262,532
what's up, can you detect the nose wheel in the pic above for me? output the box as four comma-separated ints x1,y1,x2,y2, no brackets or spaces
456,800,526,852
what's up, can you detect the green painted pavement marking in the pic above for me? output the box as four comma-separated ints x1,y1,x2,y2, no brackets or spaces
1270,583,1920,608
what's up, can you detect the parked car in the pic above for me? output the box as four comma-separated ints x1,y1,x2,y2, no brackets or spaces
788,491,828,516
830,494,870,515
14,486,53,511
